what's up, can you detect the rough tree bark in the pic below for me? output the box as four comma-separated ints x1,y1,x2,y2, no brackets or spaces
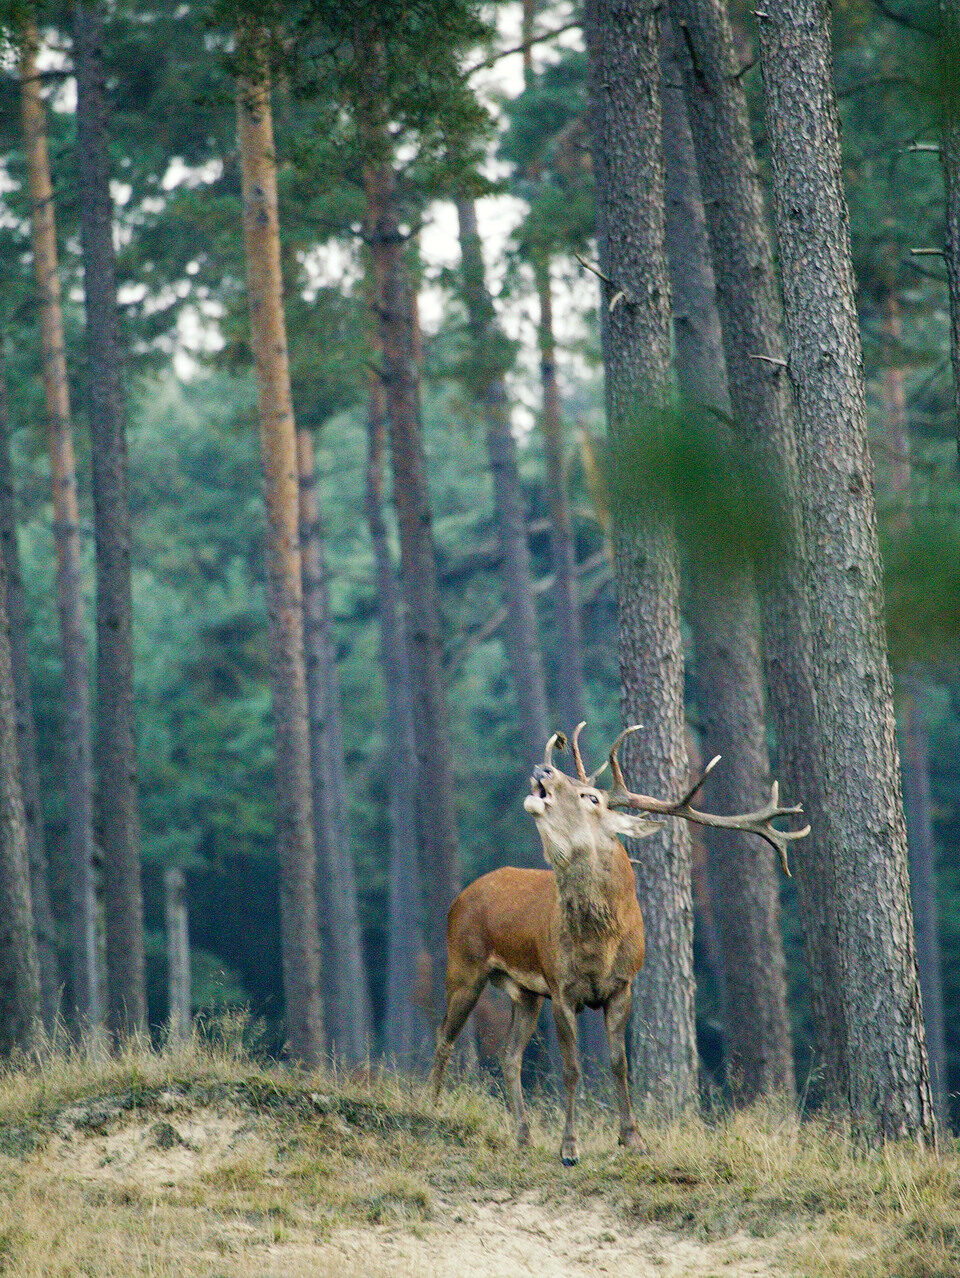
584,0,697,1116
0,383,59,1031
669,0,838,1095
0,598,39,1053
297,425,371,1063
18,16,100,1032
362,152,462,1024
236,45,325,1064
758,1,935,1143
661,24,795,1102
455,198,550,780
73,0,145,1038
365,367,431,1068
0,443,39,1052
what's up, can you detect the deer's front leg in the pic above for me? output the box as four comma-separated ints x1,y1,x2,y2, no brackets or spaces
604,982,642,1151
552,995,581,1165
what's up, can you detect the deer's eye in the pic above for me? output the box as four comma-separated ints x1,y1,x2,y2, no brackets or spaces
582,793,600,805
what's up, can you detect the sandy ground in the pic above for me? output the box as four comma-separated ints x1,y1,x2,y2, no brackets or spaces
36,1101,792,1277
298,1193,785,1278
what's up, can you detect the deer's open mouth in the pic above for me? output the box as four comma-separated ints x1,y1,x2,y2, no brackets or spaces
523,775,553,817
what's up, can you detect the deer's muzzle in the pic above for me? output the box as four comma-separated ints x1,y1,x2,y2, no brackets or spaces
524,767,554,817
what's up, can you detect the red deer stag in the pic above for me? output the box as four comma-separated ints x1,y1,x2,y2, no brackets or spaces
429,724,808,1164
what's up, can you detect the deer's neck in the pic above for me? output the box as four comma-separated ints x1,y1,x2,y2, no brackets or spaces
553,837,620,938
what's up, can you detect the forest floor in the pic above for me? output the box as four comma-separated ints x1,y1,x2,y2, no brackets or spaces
0,1030,956,1277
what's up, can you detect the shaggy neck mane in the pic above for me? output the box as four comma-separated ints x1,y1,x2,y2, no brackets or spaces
552,836,619,938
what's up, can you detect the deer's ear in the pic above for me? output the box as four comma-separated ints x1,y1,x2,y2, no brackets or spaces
602,810,662,841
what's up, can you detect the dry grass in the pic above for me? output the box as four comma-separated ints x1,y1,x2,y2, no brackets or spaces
0,1026,956,1275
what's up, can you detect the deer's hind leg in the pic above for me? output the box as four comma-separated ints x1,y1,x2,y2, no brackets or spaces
499,985,543,1147
429,965,487,1099
604,982,642,1151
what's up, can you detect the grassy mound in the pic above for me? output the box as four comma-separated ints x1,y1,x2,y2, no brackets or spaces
0,1028,957,1275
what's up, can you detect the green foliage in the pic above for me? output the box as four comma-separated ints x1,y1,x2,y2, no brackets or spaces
500,48,594,277
604,401,789,584
211,0,493,183
884,514,960,663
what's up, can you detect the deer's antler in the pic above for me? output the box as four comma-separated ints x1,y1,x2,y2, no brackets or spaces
571,722,590,781
543,731,567,768
605,724,809,876
569,721,611,786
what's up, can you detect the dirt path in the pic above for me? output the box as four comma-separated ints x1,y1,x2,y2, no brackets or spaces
265,1192,785,1277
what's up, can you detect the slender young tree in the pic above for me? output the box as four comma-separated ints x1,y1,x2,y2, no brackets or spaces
236,34,325,1064
163,867,191,1041
17,15,100,1032
365,363,431,1068
297,424,371,1062
758,1,935,1143
361,143,462,1023
583,0,697,1115
660,24,795,1102
455,197,550,780
534,254,589,738
0,439,39,1052
0,379,59,1031
73,0,145,1037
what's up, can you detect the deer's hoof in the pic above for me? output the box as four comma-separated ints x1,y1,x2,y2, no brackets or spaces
560,1140,579,1166
619,1127,645,1153
517,1123,531,1147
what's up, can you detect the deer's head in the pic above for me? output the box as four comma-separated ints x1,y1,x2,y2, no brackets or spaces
523,731,661,868
524,724,809,876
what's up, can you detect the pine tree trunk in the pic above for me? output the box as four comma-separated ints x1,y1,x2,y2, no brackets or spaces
365,370,431,1067
18,17,100,1033
164,867,191,1041
237,49,325,1065
883,291,946,1120
685,733,724,1000
455,199,550,780
521,0,589,741
0,493,39,1053
669,0,840,1095
72,0,145,1038
757,2,935,1144
534,256,588,738
661,26,795,1102
0,384,59,1031
941,0,960,462
362,155,462,1024
584,0,697,1116
521,0,536,83
297,426,371,1063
